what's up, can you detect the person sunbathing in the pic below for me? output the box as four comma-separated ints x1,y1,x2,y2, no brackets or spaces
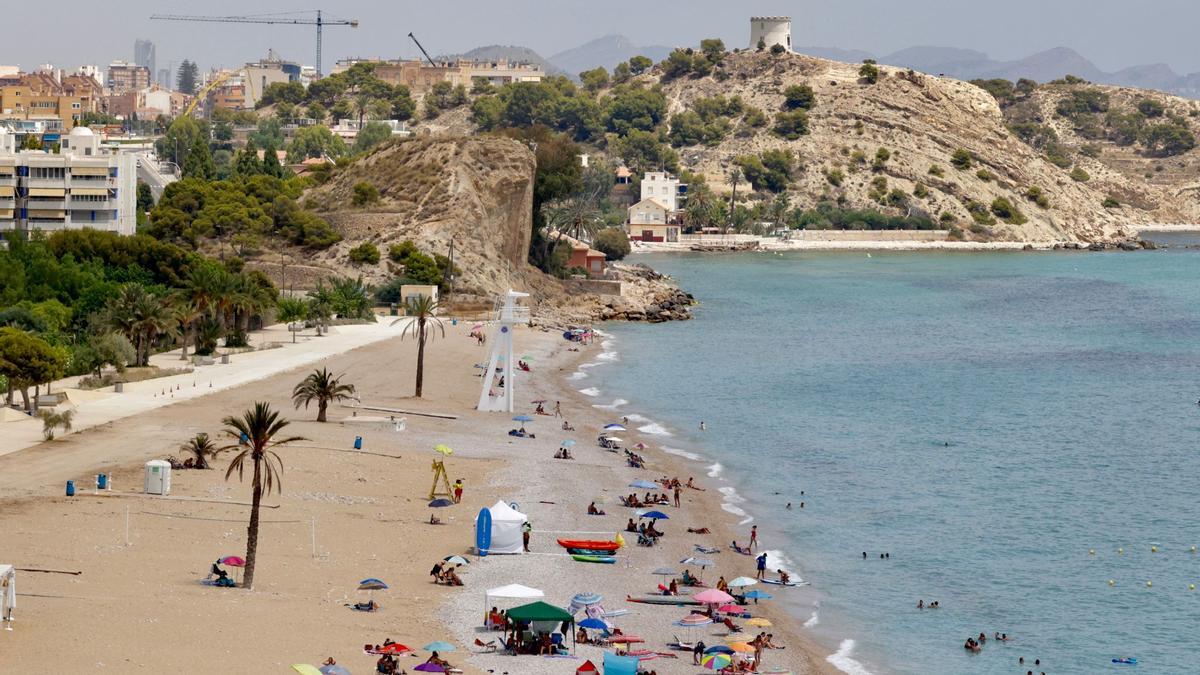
444,566,464,586
681,569,698,585
687,526,712,534
535,403,546,414
731,541,751,554
352,599,379,612
562,421,575,431
626,518,638,532
722,617,741,632
588,502,606,515
426,651,452,668
668,579,679,595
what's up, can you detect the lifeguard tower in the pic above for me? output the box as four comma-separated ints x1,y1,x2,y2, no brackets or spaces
476,290,530,413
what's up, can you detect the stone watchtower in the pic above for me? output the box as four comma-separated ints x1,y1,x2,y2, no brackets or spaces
750,16,792,52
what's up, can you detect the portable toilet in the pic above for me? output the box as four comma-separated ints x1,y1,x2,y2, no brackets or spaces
144,460,172,495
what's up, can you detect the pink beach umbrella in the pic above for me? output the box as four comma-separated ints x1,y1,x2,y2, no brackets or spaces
717,604,742,614
219,556,246,567
693,589,734,605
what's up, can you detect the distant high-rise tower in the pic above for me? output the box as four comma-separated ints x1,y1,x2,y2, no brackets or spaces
134,39,156,78
749,16,792,52
157,68,171,89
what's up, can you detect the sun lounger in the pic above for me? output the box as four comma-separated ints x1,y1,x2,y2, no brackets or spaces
473,638,497,652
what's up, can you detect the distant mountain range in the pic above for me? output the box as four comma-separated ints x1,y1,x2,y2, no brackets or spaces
447,38,1200,99
548,35,672,78
800,45,1200,98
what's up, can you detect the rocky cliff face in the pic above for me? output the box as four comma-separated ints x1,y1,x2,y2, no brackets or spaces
652,51,1148,242
281,135,692,322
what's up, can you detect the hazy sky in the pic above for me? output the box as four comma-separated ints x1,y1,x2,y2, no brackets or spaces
6,1,1200,76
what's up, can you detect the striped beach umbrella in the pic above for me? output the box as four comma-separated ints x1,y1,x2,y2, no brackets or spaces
702,653,733,670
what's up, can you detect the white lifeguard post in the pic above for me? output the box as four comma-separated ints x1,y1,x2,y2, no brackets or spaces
477,290,530,413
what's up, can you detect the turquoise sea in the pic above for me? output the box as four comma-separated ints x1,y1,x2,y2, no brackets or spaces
584,239,1200,674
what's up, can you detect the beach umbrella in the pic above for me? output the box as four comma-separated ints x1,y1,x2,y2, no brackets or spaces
219,555,246,567
531,399,548,404
429,498,454,508
422,641,456,652
716,604,741,614
629,480,658,490
676,613,713,627
638,510,670,520
413,665,445,673
603,423,627,431
443,555,470,566
728,576,759,588
701,653,733,671
572,592,603,605
634,442,648,450
357,578,388,591
562,439,576,447
694,589,735,605
319,666,352,675
608,635,644,644
705,645,735,655
728,642,756,653
604,437,624,444
579,617,609,630
513,415,534,422
680,556,714,568
746,617,773,627
743,590,773,601
291,665,323,675
378,644,411,654
434,444,453,456
651,567,678,581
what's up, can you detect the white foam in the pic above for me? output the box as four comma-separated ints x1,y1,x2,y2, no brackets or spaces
592,399,629,411
579,362,602,369
578,387,600,397
707,462,724,478
803,607,820,628
637,422,673,436
718,485,747,516
827,639,873,675
625,413,652,423
567,371,588,381
597,350,619,362
662,446,702,461
761,549,795,574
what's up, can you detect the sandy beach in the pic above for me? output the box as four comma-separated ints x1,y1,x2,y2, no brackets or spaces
0,315,837,674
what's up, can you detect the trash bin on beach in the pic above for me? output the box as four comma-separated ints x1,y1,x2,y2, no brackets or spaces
354,436,363,450
97,474,107,490
65,480,75,497
144,460,171,495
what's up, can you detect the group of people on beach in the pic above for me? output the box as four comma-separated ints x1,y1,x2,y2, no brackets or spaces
428,560,463,586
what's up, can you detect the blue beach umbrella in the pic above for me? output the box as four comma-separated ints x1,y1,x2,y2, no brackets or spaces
423,641,456,652
705,645,735,655
429,498,454,508
629,480,658,490
358,578,388,591
513,415,534,422
603,423,627,431
561,439,577,447
579,617,609,630
638,510,670,520
572,592,603,605
743,590,773,600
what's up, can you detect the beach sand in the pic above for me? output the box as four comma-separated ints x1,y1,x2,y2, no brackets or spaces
0,318,837,674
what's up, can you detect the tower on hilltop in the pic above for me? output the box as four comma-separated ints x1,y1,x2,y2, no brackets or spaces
750,16,792,52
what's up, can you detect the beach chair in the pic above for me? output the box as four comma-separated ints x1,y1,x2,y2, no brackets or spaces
473,638,497,653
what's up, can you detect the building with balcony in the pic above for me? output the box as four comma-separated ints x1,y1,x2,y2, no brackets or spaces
244,50,303,107
640,171,687,212
0,125,136,239
332,57,544,95
107,61,151,95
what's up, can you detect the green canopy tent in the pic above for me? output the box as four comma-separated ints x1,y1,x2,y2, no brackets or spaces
504,600,576,654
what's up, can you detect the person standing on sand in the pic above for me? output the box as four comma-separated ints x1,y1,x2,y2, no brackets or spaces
453,479,464,503
756,552,768,580
522,521,532,552
674,486,681,507
749,525,758,550
554,401,562,417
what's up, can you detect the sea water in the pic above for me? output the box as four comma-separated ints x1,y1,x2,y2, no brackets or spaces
587,244,1200,674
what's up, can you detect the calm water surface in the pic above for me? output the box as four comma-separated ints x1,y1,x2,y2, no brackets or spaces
586,247,1200,674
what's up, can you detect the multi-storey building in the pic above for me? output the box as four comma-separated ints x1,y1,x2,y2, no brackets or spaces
0,125,136,238
134,39,156,78
107,61,151,95
332,58,544,94
640,171,687,212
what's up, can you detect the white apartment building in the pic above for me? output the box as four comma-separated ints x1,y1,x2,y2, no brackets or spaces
640,171,687,212
0,125,136,238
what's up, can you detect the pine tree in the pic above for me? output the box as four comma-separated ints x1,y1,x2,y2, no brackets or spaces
177,60,200,95
235,138,262,177
182,133,215,180
261,141,284,178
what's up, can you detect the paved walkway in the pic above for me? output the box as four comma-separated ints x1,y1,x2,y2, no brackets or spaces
0,319,408,458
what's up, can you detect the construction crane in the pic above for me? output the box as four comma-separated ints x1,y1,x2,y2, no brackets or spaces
407,32,437,67
181,70,234,118
150,11,358,77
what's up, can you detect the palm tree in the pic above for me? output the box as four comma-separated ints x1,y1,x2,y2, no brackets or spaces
180,432,220,469
393,296,445,398
103,284,173,366
292,368,356,422
171,297,202,361
219,402,306,590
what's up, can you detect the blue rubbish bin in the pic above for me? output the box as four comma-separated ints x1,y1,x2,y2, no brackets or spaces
97,473,108,490
353,436,363,450
66,480,75,497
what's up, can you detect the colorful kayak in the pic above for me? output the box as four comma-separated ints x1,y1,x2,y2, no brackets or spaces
568,548,614,556
558,539,620,552
572,554,616,564
1112,658,1138,665
760,579,810,587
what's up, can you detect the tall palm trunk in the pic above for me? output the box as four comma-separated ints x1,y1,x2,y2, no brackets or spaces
180,322,191,361
243,461,263,590
414,318,427,397
317,399,328,423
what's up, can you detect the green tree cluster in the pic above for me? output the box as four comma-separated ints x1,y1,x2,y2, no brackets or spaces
735,150,795,193
668,95,744,147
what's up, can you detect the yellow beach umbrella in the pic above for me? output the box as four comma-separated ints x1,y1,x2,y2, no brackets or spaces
746,617,773,627
291,665,323,675
434,444,454,456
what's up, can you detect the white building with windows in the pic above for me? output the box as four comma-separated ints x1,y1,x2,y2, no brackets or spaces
639,171,686,212
750,16,792,52
0,125,136,238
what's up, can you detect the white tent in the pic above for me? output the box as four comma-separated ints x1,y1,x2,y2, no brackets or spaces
0,564,14,627
482,500,527,555
484,583,544,623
